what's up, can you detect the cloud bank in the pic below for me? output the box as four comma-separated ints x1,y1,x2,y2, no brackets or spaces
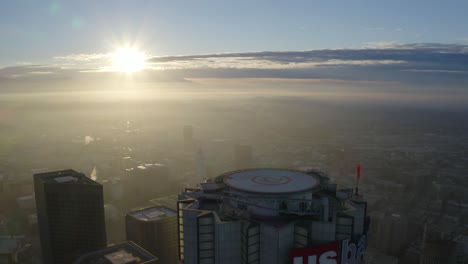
2,43,468,88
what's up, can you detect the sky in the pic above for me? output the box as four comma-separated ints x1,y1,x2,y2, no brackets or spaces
1,0,468,99
1,0,468,65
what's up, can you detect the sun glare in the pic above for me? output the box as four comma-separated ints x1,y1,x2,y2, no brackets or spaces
110,47,147,73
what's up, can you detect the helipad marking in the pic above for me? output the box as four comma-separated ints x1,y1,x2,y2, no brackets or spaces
251,175,292,185
223,169,320,194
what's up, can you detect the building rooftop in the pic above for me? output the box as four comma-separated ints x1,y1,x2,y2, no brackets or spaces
74,241,157,264
149,195,179,211
0,236,24,254
128,206,176,221
222,168,321,194
34,169,99,185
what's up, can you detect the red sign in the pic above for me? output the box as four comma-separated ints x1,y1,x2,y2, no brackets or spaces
357,164,361,180
290,234,368,264
290,241,340,264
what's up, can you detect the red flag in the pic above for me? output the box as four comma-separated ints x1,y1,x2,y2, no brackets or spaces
357,164,361,180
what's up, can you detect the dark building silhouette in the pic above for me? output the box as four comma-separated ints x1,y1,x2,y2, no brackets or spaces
74,241,158,264
234,144,253,169
34,169,106,264
126,206,178,264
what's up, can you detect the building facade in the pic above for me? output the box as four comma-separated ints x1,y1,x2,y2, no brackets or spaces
178,168,369,264
34,170,106,264
126,206,179,264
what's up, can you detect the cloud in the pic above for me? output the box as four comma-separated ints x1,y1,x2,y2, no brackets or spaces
401,69,468,74
362,41,401,49
2,43,468,89
144,43,468,87
148,57,405,70
0,65,57,78
54,53,110,62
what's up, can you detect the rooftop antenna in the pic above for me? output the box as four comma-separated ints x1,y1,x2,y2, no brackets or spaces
355,164,361,196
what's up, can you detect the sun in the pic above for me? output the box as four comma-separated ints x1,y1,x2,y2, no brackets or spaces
110,47,147,73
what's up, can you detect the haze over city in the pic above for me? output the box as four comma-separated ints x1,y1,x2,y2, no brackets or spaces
1,1,468,264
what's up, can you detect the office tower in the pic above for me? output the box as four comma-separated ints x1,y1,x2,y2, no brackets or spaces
74,241,158,264
234,144,253,169
178,168,369,264
376,212,408,256
34,169,106,264
126,206,178,264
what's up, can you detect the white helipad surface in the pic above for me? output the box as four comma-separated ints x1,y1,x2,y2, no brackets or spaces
223,169,320,194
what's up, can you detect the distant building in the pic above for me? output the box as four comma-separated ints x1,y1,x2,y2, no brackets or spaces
15,195,35,211
183,125,194,147
34,169,106,264
376,212,408,256
0,174,5,195
133,163,169,202
178,168,369,264
234,144,253,169
0,236,32,264
195,149,208,181
364,249,399,264
101,177,124,203
420,240,458,264
126,206,178,264
74,241,158,264
150,195,179,211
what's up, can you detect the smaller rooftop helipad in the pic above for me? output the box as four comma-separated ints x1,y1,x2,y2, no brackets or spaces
223,169,320,194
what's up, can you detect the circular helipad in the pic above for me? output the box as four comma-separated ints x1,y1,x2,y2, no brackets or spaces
223,169,320,194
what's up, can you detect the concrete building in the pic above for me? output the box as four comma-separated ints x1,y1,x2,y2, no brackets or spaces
34,170,106,264
178,168,369,264
234,144,253,169
126,206,178,264
74,241,158,264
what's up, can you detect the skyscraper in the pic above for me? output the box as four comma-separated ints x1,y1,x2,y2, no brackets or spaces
126,206,178,264
34,169,106,264
178,168,369,264
234,144,253,169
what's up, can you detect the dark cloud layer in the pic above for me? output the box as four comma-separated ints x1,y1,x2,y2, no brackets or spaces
147,43,468,87
2,43,468,88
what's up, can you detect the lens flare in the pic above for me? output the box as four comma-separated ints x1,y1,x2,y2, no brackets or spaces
110,47,147,73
